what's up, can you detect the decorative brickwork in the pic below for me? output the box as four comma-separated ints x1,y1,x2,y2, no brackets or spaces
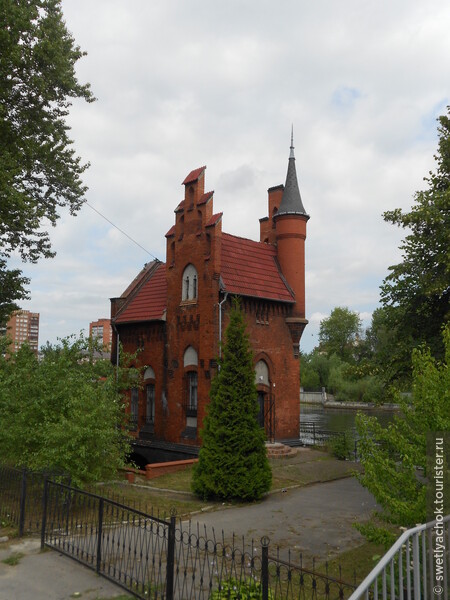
111,143,309,448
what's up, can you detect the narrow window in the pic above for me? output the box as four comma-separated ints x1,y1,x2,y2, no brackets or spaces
146,384,155,424
182,264,198,301
130,387,139,429
188,372,198,414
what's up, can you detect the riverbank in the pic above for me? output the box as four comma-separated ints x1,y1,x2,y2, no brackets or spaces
300,400,397,434
301,398,399,410
323,400,399,411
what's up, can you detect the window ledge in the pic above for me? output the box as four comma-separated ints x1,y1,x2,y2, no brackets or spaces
180,299,197,306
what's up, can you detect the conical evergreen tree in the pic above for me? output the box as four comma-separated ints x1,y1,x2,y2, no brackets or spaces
192,299,272,501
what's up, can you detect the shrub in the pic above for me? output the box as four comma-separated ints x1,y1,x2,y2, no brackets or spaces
329,432,352,460
192,300,271,501
211,578,274,600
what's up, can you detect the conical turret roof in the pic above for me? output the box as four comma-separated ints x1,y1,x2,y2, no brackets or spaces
277,130,309,218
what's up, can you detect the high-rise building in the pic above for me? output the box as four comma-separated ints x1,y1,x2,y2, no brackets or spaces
6,310,40,355
89,318,112,350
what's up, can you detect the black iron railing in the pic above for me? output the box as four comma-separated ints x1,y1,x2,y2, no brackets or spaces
1,465,357,599
0,465,70,536
298,422,359,460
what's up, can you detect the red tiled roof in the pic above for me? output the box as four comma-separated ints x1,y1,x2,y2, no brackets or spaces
115,233,293,327
115,263,167,323
182,166,206,185
120,261,158,298
221,233,294,303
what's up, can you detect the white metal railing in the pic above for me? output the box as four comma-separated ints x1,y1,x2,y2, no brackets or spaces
349,515,449,600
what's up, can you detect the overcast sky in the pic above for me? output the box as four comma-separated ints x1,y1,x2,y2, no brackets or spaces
11,0,450,353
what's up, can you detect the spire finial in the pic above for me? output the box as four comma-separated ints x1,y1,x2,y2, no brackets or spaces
276,125,308,218
290,125,295,159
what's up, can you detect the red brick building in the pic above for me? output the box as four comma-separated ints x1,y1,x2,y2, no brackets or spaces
89,318,112,351
111,137,309,460
6,309,40,356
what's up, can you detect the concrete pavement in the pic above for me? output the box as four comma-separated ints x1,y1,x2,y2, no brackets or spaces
190,476,378,559
0,537,129,600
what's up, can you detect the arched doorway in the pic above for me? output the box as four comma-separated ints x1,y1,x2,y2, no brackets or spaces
254,359,274,440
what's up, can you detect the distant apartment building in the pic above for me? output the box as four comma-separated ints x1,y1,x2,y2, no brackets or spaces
6,310,40,355
89,318,112,350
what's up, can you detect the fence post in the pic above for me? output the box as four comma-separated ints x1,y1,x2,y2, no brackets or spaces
40,476,49,550
96,497,104,574
166,512,176,600
261,536,269,600
19,469,27,537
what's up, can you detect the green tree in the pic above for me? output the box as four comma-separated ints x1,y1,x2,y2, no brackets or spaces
318,307,362,362
0,258,29,323
192,300,272,501
356,325,450,541
300,349,343,390
0,0,94,324
379,107,450,383
0,335,131,486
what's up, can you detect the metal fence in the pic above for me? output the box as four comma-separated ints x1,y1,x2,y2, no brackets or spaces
298,422,358,459
42,479,172,598
348,515,450,600
1,465,357,599
0,465,70,536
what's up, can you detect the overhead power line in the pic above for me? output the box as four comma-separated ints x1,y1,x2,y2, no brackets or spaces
85,201,160,262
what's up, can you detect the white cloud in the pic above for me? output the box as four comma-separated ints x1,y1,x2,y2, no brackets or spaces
9,0,449,353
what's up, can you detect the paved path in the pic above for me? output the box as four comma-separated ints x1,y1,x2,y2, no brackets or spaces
0,476,378,599
0,537,127,600
190,477,378,559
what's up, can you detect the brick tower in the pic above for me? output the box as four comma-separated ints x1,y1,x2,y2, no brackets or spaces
259,130,309,357
275,131,309,356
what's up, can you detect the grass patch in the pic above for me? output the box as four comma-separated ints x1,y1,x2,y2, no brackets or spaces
318,541,387,586
0,523,18,539
95,448,360,516
92,594,134,600
269,452,361,492
91,481,207,519
2,552,24,566
142,465,195,492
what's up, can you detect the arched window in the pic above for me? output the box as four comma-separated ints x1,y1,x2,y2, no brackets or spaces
184,346,198,368
146,384,155,425
130,387,139,429
182,264,198,301
183,346,198,426
187,372,198,414
254,360,270,431
129,367,139,430
255,360,269,386
144,366,156,426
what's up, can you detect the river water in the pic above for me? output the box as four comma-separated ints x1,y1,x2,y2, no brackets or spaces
300,402,396,436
